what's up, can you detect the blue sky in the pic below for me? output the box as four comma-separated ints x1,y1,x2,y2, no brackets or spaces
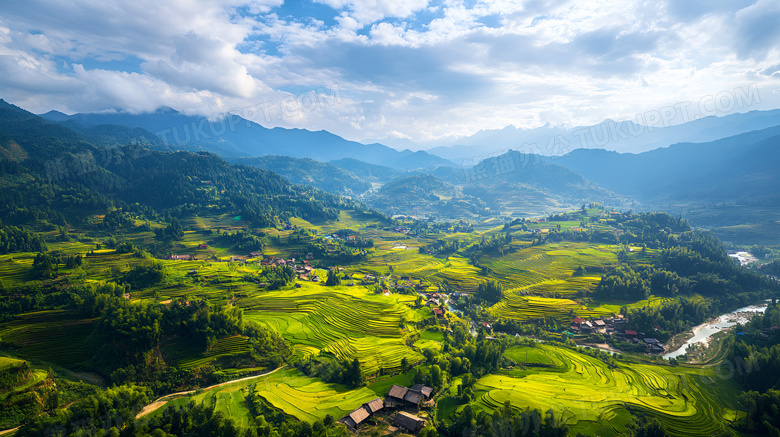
1,0,779,146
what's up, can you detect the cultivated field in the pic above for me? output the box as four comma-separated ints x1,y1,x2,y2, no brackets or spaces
470,343,738,436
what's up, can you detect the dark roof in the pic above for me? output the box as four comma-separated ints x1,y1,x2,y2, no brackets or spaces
348,407,370,426
404,390,423,404
643,338,660,344
395,412,425,433
364,398,384,414
388,385,409,400
410,384,433,398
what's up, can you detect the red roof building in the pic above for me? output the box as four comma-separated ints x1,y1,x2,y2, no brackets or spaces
625,330,638,336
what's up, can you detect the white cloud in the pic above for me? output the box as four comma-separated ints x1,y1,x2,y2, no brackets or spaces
0,0,779,146
315,0,430,26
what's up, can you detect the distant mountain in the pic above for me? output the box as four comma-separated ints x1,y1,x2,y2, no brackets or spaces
413,110,780,161
329,158,402,182
357,150,629,218
0,99,364,228
553,125,780,206
464,150,628,208
232,156,371,196
39,107,454,170
379,174,457,199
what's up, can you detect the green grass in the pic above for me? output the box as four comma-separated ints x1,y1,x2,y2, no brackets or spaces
157,368,377,424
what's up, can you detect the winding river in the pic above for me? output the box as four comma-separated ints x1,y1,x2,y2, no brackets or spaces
662,302,769,359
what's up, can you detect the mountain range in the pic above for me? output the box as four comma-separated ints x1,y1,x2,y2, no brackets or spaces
39,107,453,170
374,109,780,162
552,125,780,207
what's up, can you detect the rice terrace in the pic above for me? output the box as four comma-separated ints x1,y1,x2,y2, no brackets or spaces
2,199,779,437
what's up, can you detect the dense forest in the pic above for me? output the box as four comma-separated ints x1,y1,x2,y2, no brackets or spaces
0,101,366,230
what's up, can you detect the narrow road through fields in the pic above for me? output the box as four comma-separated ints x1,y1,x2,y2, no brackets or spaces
135,366,283,419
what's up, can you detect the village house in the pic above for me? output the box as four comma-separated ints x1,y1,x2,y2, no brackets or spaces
410,384,433,400
363,398,384,416
644,338,665,353
394,412,426,434
385,385,408,409
342,407,370,429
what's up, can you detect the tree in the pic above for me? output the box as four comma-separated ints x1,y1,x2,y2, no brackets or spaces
477,280,502,304
401,357,409,384
326,268,341,286
31,252,55,279
430,364,442,390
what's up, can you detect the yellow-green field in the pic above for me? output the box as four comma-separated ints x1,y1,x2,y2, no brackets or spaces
157,368,378,424
241,281,427,374
467,344,739,437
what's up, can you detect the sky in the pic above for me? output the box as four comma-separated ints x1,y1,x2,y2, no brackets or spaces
1,0,780,146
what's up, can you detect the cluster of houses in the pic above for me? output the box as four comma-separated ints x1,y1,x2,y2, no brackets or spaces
571,316,666,354
260,256,321,282
340,384,433,433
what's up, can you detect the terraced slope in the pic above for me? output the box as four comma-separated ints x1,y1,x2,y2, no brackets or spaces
241,282,425,374
156,368,377,424
472,344,739,436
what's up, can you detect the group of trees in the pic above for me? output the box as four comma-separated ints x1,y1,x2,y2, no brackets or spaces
121,262,165,290
0,224,47,254
477,280,503,304
154,218,184,242
31,283,292,391
595,265,691,300
443,401,568,437
595,230,779,338
297,357,363,388
257,265,295,290
723,303,780,434
215,230,264,252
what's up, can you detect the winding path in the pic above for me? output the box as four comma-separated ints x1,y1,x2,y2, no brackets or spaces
135,366,283,419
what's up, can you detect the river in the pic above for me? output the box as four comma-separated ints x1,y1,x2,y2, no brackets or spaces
662,301,769,359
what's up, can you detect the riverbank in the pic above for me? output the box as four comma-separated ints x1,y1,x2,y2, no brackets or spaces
662,302,769,360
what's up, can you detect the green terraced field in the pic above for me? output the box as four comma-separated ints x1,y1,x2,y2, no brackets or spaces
470,344,739,437
241,282,425,374
171,335,254,370
157,368,377,424
480,242,672,321
0,310,97,369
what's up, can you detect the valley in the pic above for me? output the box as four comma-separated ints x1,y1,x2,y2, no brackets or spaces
2,94,780,437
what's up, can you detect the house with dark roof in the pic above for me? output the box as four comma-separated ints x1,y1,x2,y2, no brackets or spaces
385,385,408,408
394,412,426,433
404,390,423,406
363,398,384,415
342,406,370,429
410,384,433,399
